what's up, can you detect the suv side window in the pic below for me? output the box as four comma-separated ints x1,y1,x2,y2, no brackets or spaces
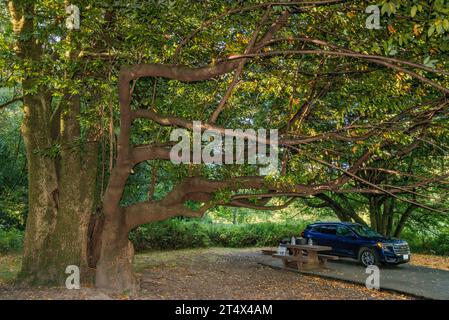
336,226,353,237
321,225,337,235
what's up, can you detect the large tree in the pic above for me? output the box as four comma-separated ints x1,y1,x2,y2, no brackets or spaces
2,0,448,291
96,1,449,291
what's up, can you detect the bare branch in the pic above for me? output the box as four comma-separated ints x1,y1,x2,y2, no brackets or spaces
267,37,449,76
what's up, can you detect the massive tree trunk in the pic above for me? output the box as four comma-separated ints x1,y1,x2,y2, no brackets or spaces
19,80,61,284
19,88,99,285
9,0,99,286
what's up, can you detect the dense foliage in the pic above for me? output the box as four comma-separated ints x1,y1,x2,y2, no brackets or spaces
130,218,309,250
0,95,27,230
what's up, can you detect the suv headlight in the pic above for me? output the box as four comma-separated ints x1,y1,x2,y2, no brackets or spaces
377,242,394,252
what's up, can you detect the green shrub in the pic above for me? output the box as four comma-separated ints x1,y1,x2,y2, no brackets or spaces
129,218,309,251
0,228,24,253
130,219,211,251
401,229,449,256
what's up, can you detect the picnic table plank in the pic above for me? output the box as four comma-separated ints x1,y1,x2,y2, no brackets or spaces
286,244,332,251
274,244,334,271
272,254,309,269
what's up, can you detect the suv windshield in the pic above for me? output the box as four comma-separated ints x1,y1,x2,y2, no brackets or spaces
350,225,383,238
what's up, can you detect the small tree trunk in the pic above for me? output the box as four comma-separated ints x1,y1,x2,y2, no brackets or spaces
385,198,395,237
380,198,392,235
394,204,416,237
368,197,379,232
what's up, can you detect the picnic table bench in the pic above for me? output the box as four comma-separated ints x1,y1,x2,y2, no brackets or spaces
272,244,338,270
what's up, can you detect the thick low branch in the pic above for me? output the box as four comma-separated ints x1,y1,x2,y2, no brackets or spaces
131,144,172,164
125,201,213,231
124,161,373,229
120,61,241,83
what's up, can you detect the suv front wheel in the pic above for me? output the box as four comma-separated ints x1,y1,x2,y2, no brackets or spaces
358,247,379,267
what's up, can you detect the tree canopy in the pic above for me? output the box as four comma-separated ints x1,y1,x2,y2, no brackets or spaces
1,0,448,291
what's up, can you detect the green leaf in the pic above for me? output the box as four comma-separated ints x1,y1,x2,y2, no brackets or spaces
411,6,417,18
423,57,438,68
388,2,396,15
428,25,435,37
381,3,389,15
443,19,449,32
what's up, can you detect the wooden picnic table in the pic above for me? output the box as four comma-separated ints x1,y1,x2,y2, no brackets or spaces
287,244,332,268
272,244,338,271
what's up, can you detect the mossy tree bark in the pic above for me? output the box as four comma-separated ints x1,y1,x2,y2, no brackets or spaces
8,1,99,285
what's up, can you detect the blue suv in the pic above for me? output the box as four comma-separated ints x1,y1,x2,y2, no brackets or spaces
301,222,411,267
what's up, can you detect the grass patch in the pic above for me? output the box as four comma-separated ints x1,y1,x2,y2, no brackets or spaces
0,229,23,254
0,254,21,284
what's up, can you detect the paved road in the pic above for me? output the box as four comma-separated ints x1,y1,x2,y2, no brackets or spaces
259,254,449,300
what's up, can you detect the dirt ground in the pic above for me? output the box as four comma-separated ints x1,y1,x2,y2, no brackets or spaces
409,253,449,271
1,247,444,300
